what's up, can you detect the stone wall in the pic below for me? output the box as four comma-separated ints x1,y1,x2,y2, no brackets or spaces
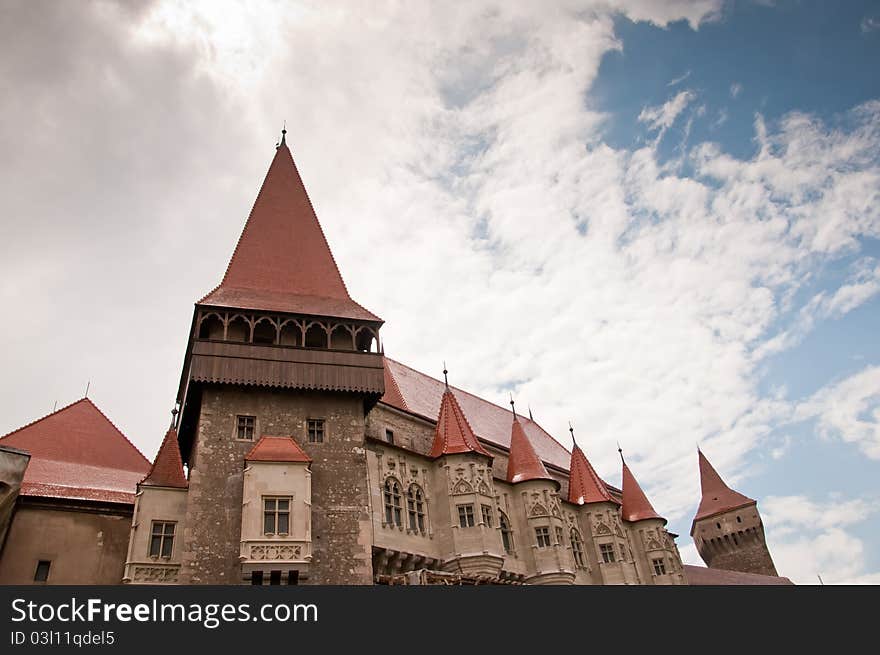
179,385,373,585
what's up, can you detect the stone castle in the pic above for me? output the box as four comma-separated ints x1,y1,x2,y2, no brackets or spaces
0,132,790,585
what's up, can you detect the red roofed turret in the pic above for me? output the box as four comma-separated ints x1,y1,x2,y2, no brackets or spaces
620,454,664,523
430,387,491,459
199,131,380,322
141,427,188,489
506,406,556,486
693,449,755,525
567,427,616,505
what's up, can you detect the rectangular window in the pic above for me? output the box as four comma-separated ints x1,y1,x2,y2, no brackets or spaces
270,570,282,585
481,504,493,527
653,558,667,575
251,571,263,586
149,521,175,558
600,543,616,563
236,415,255,440
555,526,564,545
535,526,552,548
33,560,51,583
457,504,475,528
287,570,299,585
263,497,291,535
385,429,394,445
307,419,325,443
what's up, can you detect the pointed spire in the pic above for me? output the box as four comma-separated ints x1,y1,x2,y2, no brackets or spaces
199,135,380,321
567,425,616,505
141,427,188,489
620,452,664,523
693,449,755,525
506,412,555,486
429,388,491,459
278,122,287,148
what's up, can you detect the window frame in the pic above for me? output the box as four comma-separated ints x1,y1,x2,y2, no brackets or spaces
385,428,394,445
535,526,552,548
599,542,616,563
383,478,403,527
263,496,292,536
570,529,586,569
457,504,475,528
307,418,326,444
481,504,493,527
235,414,256,441
33,560,51,583
499,511,515,555
406,484,426,533
652,557,667,576
149,521,176,559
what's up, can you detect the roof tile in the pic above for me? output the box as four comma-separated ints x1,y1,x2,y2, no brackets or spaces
245,436,311,463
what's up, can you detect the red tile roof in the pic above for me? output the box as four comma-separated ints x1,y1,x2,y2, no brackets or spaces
683,564,793,586
620,459,664,523
0,398,150,504
141,428,188,489
692,449,755,531
507,417,556,485
245,436,311,463
200,140,380,322
429,389,491,458
381,358,577,472
568,444,616,505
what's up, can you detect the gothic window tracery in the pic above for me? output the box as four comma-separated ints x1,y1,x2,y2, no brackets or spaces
384,478,403,528
406,484,426,533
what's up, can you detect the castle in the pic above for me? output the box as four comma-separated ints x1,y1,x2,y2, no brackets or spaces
0,132,791,585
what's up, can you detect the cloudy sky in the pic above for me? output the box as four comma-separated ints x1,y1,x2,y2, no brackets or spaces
1,0,878,584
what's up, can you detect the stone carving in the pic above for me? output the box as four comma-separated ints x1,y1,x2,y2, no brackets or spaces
250,544,304,560
132,565,179,583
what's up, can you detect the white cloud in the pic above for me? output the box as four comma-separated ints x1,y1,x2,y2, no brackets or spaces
793,366,880,459
0,0,878,552
667,70,691,86
861,16,880,33
763,495,880,584
730,81,742,98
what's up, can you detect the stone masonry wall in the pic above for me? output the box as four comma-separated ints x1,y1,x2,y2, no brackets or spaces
179,385,373,584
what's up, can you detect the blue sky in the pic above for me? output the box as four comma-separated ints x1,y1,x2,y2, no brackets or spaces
1,0,878,583
592,0,880,579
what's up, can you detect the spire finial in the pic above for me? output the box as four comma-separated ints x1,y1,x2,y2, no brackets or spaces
278,122,287,148
443,361,448,389
528,406,533,421
509,393,516,417
617,442,624,462
171,406,179,429
569,421,577,448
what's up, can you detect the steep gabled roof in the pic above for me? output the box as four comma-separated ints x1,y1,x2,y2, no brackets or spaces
429,389,491,458
245,436,311,463
380,358,576,472
692,449,755,528
141,428,188,489
0,398,150,504
568,444,616,505
507,417,556,485
620,459,664,523
200,138,380,322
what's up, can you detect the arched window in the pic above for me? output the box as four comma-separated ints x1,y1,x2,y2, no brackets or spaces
383,478,402,527
570,529,586,569
406,485,426,533
499,511,514,555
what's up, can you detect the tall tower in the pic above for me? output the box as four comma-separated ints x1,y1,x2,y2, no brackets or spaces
691,449,777,577
174,130,385,584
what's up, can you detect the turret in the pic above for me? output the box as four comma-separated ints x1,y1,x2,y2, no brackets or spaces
430,371,503,577
691,449,778,577
620,452,684,585
507,402,573,584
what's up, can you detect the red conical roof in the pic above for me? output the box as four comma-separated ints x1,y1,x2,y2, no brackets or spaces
245,436,311,463
141,428,188,489
621,459,664,523
568,444,616,505
506,417,555,485
200,139,380,322
429,389,491,458
692,450,755,528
